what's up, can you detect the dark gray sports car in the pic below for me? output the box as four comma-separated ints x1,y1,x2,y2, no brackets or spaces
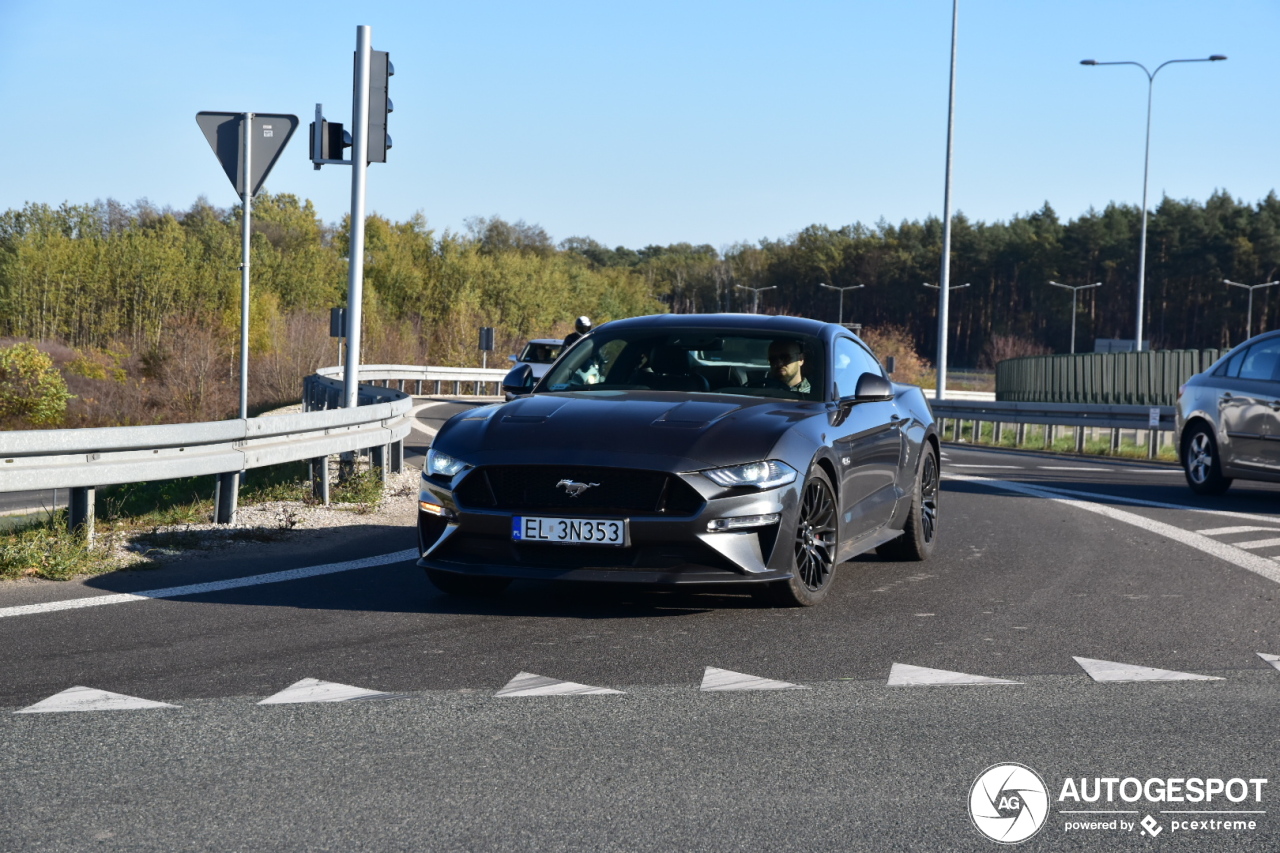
417,313,939,606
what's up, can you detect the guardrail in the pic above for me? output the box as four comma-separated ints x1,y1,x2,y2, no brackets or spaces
306,364,510,407
930,398,1177,458
0,368,419,538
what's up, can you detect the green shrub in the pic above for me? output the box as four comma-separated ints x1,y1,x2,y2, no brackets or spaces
0,343,72,426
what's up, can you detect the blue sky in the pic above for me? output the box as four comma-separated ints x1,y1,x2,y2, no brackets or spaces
1,1,1275,249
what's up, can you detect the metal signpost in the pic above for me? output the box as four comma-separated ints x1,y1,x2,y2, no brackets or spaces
195,110,298,523
312,26,394,409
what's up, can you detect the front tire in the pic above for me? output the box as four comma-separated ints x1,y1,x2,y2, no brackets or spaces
425,568,511,597
1183,425,1232,495
763,468,839,607
878,443,939,561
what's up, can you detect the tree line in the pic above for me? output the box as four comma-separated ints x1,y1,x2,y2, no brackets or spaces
1,190,1277,379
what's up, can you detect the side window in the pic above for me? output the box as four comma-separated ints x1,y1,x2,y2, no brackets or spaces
1237,339,1280,381
1221,347,1248,378
833,337,883,398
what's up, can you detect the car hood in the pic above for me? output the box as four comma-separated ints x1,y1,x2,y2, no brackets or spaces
435,391,821,471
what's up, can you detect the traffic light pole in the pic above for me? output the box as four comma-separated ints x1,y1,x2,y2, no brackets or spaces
343,26,372,408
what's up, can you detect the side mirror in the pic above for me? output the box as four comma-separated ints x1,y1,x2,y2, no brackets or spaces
502,363,535,400
853,372,893,401
507,354,518,364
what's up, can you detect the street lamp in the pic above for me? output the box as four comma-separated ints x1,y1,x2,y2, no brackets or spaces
923,282,970,291
924,282,968,397
818,282,864,326
1079,54,1226,351
1224,278,1280,340
735,284,777,314
1048,280,1102,354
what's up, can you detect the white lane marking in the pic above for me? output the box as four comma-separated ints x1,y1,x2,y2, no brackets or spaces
1229,537,1280,550
408,402,441,441
1259,653,1280,673
1197,526,1280,536
14,686,179,714
700,666,807,692
1038,466,1112,471
1073,656,1221,683
0,549,419,620
947,464,1023,469
495,672,623,696
886,663,1020,686
258,677,407,705
949,474,1280,586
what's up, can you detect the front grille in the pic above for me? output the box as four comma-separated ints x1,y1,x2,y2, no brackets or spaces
454,465,703,516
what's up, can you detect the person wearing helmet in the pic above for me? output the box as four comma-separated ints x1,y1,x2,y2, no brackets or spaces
562,316,593,348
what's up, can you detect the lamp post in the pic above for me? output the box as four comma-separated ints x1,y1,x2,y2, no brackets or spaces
1224,278,1280,340
735,284,777,314
1079,54,1226,352
1048,280,1102,354
818,282,864,326
925,282,968,397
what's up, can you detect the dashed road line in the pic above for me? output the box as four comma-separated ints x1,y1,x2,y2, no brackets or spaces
887,663,1020,686
700,667,806,692
15,686,178,714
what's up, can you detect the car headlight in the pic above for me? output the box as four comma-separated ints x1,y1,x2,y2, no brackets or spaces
701,460,797,490
426,448,471,478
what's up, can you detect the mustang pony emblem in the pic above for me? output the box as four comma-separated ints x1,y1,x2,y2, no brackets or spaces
556,479,600,497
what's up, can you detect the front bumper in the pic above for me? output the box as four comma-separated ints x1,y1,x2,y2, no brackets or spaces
416,469,798,584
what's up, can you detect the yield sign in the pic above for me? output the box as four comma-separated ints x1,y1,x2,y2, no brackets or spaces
196,111,298,197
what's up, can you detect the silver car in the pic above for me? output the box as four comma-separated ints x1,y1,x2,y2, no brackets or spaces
1177,329,1280,494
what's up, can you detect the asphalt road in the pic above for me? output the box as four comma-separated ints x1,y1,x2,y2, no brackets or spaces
2,435,1278,851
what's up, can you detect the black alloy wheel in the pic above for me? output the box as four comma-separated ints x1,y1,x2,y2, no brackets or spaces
878,444,939,561
764,468,838,607
1183,425,1232,495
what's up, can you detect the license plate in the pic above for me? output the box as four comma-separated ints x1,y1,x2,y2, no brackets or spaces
512,516,628,546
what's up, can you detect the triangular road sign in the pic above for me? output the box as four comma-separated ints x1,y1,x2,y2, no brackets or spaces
196,111,298,197
1073,656,1222,683
258,677,407,704
495,671,623,696
887,663,1021,686
14,685,179,713
700,666,807,691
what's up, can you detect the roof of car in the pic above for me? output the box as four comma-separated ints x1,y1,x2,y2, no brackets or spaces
601,313,836,336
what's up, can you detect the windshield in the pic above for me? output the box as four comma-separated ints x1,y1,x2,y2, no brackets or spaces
519,342,562,363
540,327,825,401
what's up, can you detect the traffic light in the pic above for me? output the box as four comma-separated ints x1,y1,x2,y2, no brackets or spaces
309,118,352,168
366,50,393,163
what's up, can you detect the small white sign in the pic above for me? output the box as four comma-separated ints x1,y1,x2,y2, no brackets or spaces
1149,407,1161,428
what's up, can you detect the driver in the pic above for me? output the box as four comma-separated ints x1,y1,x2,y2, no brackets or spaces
761,339,810,395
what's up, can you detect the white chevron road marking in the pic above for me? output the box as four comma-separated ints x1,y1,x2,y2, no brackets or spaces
1196,526,1280,536
495,672,623,696
0,549,419,620
700,667,807,691
886,663,1021,686
14,686,179,714
1073,656,1222,683
258,678,408,705
1258,653,1280,673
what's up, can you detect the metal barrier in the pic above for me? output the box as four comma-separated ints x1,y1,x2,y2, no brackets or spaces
0,368,421,538
931,399,1177,459
305,365,510,408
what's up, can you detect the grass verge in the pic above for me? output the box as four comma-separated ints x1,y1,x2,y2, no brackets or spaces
1,458,397,581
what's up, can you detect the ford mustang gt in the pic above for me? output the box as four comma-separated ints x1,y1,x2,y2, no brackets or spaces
417,313,939,606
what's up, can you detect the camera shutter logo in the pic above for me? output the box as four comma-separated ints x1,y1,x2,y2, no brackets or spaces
969,763,1050,844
